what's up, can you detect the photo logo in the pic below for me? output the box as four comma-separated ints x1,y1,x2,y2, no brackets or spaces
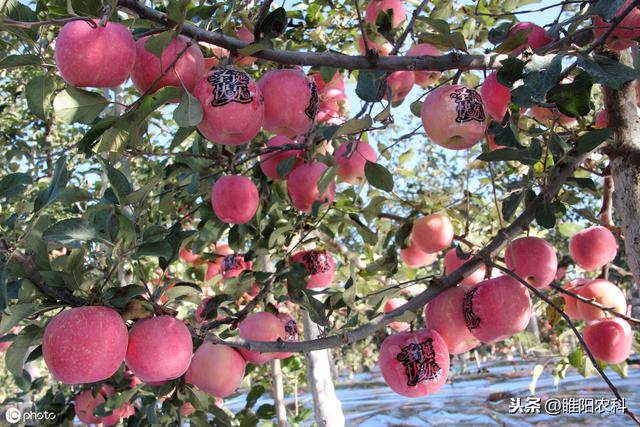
4,406,56,425
5,407,20,424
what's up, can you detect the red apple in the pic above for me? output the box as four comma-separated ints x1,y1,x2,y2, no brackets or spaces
385,70,414,104
287,162,336,213
54,20,135,88
291,249,337,289
530,105,578,127
357,34,393,55
406,43,442,87
275,313,300,359
43,306,128,384
480,72,511,122
384,298,410,332
570,225,618,271
238,312,285,365
334,141,378,184
562,278,591,320
593,1,640,50
583,318,633,364
365,0,407,28
220,254,252,279
235,28,257,67
211,175,259,224
185,342,246,397
259,135,303,179
75,388,106,424
200,42,230,69
412,214,454,254
421,84,487,150
504,236,557,289
595,110,608,128
378,328,449,397
508,22,552,52
193,69,264,145
576,279,627,321
443,249,485,286
399,239,438,268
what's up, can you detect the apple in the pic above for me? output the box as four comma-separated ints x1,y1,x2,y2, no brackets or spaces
569,225,618,271
258,68,319,137
562,278,590,320
583,318,633,364
421,84,487,150
185,342,246,397
200,42,230,69
406,43,442,87
480,72,511,122
530,105,578,127
384,298,410,332
211,175,259,224
259,135,303,179
291,249,337,289
357,34,393,55
463,275,532,343
576,279,627,321
131,34,205,94
424,286,480,354
593,0,640,50
508,22,552,52
412,214,454,254
334,141,378,184
220,254,252,279
125,316,193,383
238,312,286,365
443,248,486,286
385,70,415,104
399,239,438,268
235,28,257,67
54,20,135,88
504,236,557,289
287,162,336,212
275,313,300,359
365,0,407,28
193,69,264,145
595,110,608,128
378,328,449,397
43,306,128,384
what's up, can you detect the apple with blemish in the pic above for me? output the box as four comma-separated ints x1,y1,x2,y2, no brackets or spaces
443,249,486,286
406,43,442,87
260,135,303,179
424,286,479,354
570,225,618,271
211,175,259,224
287,162,336,212
334,141,378,184
185,342,246,397
291,249,337,289
220,254,252,279
411,213,454,254
504,236,557,289
276,313,300,359
238,312,286,365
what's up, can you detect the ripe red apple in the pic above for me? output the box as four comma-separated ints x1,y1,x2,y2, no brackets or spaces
562,278,590,320
258,69,319,137
193,69,264,145
334,141,378,184
424,286,480,354
443,249,486,286
235,28,257,67
365,0,407,28
399,239,438,268
131,34,205,94
102,400,134,426
238,312,286,365
576,279,627,321
569,225,618,271
508,22,552,52
504,236,557,289
406,43,442,87
54,20,135,88
259,135,303,179
287,162,336,212
421,84,487,150
185,342,246,397
595,110,608,128
211,175,259,224
583,318,633,364
179,247,200,264
312,71,349,123
529,105,577,127
43,306,128,384
200,42,230,69
357,34,393,55
275,313,300,359
75,388,106,424
291,249,337,289
385,70,415,104
593,1,640,50
180,402,196,417
480,72,511,121
125,316,193,383
463,276,532,343
412,214,454,254
384,298,410,332
378,328,449,397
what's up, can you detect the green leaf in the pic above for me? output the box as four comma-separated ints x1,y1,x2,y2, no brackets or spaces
0,304,37,336
245,385,265,409
1,0,38,41
259,7,288,37
97,158,132,204
65,248,84,290
25,75,55,120
95,126,129,153
495,27,531,53
409,100,422,117
102,285,147,308
256,404,276,419
478,148,529,163
0,173,32,199
497,58,525,87
575,128,614,154
6,325,41,379
356,70,387,102
364,161,394,192
577,54,640,90
34,156,68,212
173,91,203,127
502,191,523,221
144,31,175,58
317,166,338,195
238,38,273,56
133,241,173,259
164,283,202,300
43,218,99,245
334,116,372,137
535,202,556,229
77,116,119,155
546,73,593,118
275,156,297,179
0,54,42,69
53,87,109,124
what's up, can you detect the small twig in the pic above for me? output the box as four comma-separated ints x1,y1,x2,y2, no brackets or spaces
390,0,429,55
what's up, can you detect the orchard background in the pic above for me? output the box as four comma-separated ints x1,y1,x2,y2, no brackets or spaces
0,0,640,425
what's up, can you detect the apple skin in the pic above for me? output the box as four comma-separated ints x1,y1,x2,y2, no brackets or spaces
569,225,618,271
412,214,454,254
399,239,438,268
125,316,193,383
131,34,205,94
287,162,336,213
384,298,410,332
220,254,252,279
562,278,591,320
593,1,640,50
235,28,258,67
74,388,106,424
595,110,608,128
463,275,532,343
504,236,558,289
357,35,393,55
193,69,264,145
275,313,300,359
508,22,552,52
378,328,450,397
406,43,442,87
480,72,511,122
576,279,627,321
43,306,128,384
365,0,407,28
238,312,286,365
291,249,337,289
443,249,486,286
258,69,319,137
185,342,246,397
200,42,230,69
583,318,633,364
424,286,480,354
211,175,259,224
530,105,578,127
260,135,303,179
334,141,378,184
421,84,488,150
54,20,135,88
385,70,415,104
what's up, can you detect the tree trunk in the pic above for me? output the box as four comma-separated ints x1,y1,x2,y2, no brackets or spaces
302,311,345,427
270,359,288,427
605,49,640,283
